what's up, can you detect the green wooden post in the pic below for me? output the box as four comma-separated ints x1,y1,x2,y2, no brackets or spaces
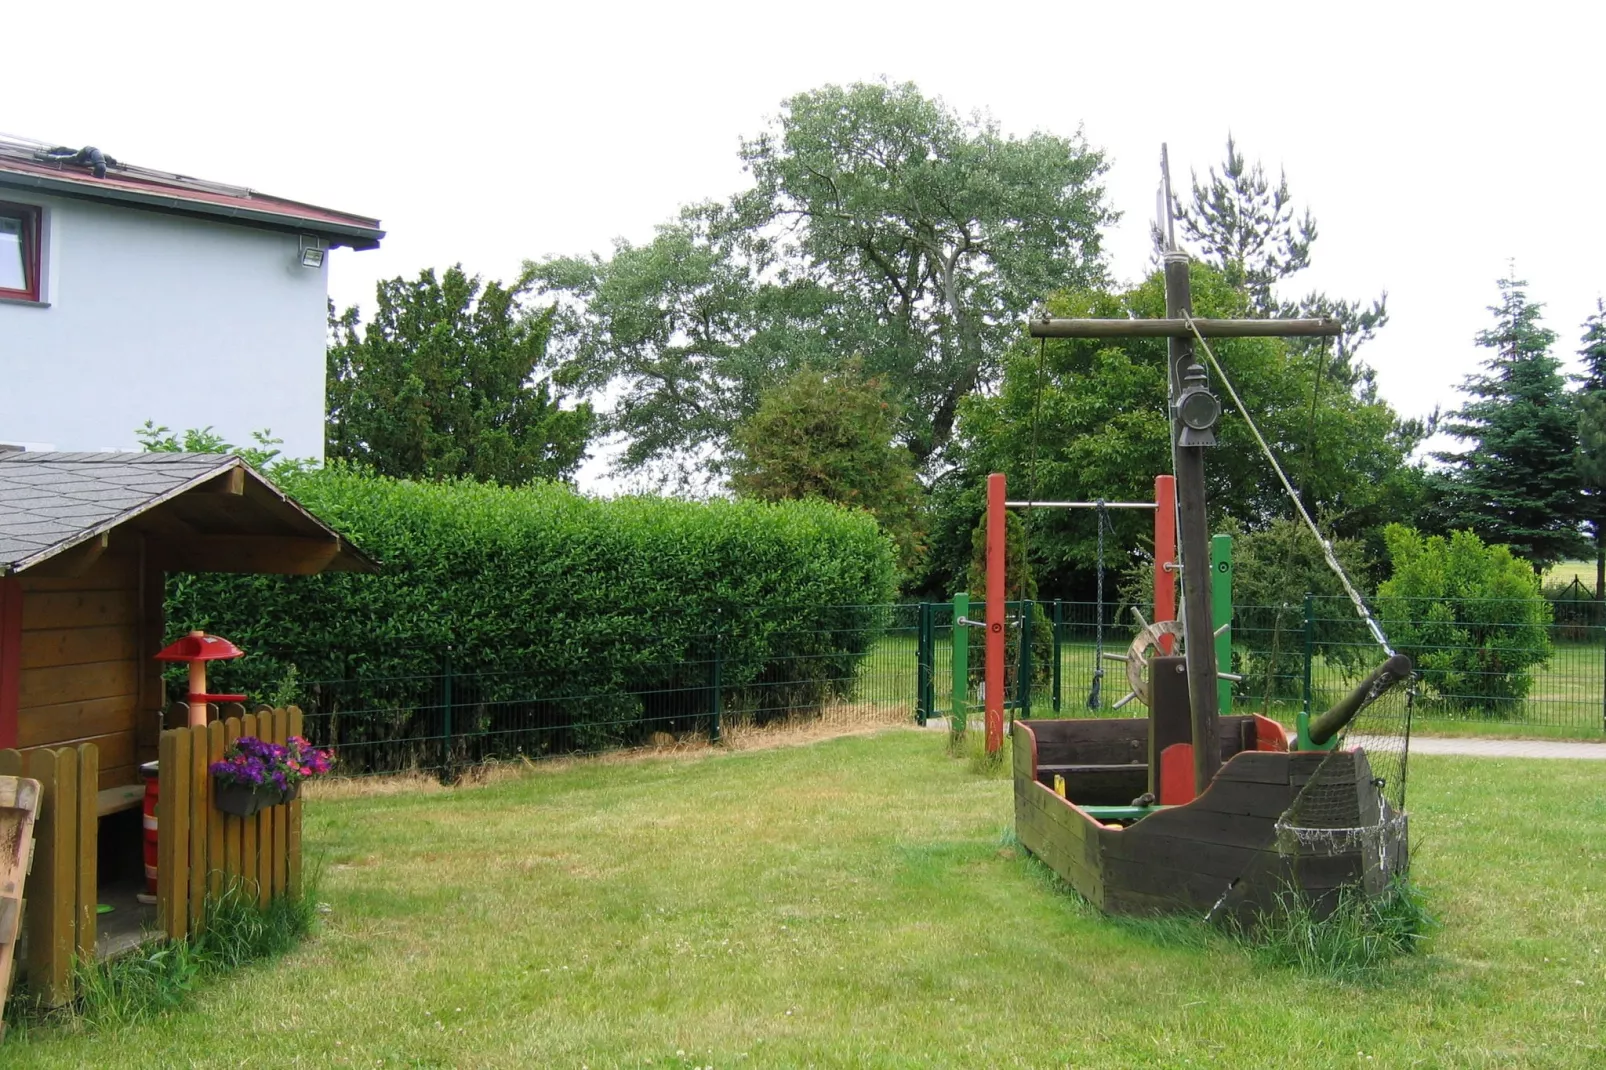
1017,601,1034,720
1051,599,1064,712
951,592,969,734
1212,534,1233,714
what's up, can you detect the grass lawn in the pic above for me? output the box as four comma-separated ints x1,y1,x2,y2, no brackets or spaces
8,729,1604,1068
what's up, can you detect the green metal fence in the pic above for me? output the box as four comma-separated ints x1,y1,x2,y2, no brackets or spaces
264,592,1601,778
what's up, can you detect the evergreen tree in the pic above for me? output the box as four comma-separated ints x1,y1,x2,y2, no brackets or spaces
1170,135,1389,393
1429,276,1584,570
1575,300,1606,595
728,360,925,572
326,266,594,486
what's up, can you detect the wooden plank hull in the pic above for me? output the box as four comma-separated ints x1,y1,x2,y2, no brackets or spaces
1013,719,1407,925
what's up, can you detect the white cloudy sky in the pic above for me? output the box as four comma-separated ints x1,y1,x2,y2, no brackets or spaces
11,0,1602,488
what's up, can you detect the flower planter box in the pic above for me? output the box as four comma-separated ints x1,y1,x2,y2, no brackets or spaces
213,780,300,817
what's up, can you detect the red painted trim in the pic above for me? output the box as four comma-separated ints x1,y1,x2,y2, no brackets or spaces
1253,714,1290,752
0,201,43,303
1017,720,1038,781
1153,474,1177,653
0,576,22,749
1158,742,1195,805
985,473,1006,755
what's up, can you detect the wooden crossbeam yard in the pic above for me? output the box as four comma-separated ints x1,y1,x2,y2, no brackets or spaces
1029,316,1341,339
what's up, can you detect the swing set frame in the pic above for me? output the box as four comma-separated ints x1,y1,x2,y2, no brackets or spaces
981,472,1178,754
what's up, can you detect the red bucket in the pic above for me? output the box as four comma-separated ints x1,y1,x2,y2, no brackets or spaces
140,760,160,896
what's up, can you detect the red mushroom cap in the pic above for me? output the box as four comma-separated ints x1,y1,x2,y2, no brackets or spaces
154,632,246,663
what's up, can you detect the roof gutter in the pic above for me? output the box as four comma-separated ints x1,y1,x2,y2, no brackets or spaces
0,171,385,250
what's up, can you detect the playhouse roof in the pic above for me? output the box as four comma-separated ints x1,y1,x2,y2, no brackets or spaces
0,452,376,576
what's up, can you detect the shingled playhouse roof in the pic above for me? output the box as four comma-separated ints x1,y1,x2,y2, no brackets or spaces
0,452,374,576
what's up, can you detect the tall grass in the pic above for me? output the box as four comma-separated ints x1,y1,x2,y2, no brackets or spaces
69,883,318,1030
1236,875,1438,981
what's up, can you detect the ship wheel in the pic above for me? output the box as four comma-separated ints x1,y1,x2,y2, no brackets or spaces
1104,607,1238,710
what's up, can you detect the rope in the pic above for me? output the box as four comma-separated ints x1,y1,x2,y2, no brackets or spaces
1182,314,1395,657
1087,500,1107,709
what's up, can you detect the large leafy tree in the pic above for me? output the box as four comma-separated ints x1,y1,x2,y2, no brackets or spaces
532,80,1113,482
326,266,594,485
1575,300,1606,594
926,264,1421,597
1428,276,1584,570
729,359,924,572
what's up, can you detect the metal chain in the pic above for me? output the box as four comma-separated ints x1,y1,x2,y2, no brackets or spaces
1088,500,1107,709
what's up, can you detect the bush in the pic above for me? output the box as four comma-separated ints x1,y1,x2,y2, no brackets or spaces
1228,519,1379,702
167,467,898,767
1376,525,1552,714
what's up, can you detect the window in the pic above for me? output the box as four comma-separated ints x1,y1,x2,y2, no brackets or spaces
0,202,42,302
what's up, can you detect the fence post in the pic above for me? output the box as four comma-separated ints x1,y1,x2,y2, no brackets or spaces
441,649,454,766
951,593,969,735
710,626,723,744
1017,601,1034,720
1051,599,1063,713
1302,593,1315,715
925,600,937,726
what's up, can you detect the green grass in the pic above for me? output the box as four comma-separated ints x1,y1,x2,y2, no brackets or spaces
1546,559,1598,590
7,730,1603,1067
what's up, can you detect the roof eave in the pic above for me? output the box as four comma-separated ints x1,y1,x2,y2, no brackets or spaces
0,171,384,250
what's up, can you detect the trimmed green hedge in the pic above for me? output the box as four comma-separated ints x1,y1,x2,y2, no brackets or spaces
167,468,898,767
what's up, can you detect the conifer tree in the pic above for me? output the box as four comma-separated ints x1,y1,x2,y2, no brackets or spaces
1429,276,1584,570
1575,300,1606,595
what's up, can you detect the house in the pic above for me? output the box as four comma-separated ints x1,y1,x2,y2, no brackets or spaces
0,136,384,460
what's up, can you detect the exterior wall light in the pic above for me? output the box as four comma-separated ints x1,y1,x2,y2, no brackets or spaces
298,235,326,269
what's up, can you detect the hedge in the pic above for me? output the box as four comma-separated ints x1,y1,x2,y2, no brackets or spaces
167,468,899,768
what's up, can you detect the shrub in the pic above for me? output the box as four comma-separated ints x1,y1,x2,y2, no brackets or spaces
1375,525,1552,714
167,467,898,768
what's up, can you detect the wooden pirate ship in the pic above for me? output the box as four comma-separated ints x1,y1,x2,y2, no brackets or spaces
995,150,1413,923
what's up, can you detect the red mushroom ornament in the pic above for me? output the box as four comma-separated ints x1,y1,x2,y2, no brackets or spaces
154,630,247,727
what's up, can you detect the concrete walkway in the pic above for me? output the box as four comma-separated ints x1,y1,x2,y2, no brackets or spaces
928,720,1606,760
1351,735,1606,760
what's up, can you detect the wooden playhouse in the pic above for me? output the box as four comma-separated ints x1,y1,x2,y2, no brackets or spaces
0,451,372,1002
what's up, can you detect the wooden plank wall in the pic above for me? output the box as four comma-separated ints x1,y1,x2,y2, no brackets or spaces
0,743,99,1007
157,709,304,943
17,552,143,790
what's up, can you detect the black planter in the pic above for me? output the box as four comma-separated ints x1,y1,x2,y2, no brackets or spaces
213,780,297,816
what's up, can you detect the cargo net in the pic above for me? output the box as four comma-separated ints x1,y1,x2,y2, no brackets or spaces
1275,674,1413,871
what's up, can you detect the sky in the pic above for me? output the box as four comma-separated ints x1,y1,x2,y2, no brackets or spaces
10,1,1603,489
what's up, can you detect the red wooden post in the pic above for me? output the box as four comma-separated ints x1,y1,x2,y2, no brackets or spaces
985,473,1006,755
0,577,19,750
1154,474,1177,654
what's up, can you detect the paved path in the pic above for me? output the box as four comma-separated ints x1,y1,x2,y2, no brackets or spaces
1352,735,1606,760
927,720,1606,760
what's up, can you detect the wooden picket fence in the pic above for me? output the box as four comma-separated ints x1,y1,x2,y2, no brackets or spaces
0,706,307,1007
0,743,99,1008
157,708,304,944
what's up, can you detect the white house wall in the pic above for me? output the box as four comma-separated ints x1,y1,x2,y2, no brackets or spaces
0,193,328,460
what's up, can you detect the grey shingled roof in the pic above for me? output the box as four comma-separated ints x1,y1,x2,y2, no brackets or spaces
0,451,238,573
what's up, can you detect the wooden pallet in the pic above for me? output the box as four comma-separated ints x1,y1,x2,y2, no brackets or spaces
0,776,42,1041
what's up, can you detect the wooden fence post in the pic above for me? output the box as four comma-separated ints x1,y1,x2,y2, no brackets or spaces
74,744,98,962
288,707,304,898
24,747,75,1006
207,721,224,901
239,713,258,904
187,724,208,935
